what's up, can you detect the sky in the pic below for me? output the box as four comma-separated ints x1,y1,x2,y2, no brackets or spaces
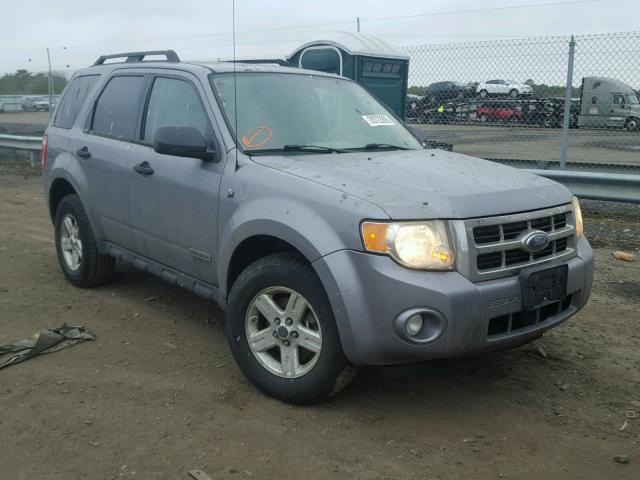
1,0,638,75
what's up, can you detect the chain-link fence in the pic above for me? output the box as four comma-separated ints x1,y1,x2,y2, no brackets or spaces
404,31,640,172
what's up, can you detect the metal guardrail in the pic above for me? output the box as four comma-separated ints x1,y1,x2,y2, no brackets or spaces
0,133,638,203
0,133,42,167
488,158,640,203
528,169,640,203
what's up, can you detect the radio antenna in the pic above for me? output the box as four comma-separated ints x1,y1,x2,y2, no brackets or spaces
232,0,240,171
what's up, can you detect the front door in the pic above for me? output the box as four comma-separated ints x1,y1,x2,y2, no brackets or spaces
127,74,223,285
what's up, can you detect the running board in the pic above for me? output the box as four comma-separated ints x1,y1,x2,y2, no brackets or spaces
97,240,225,308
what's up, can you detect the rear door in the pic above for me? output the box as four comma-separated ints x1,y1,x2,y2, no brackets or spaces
127,72,223,285
72,74,148,250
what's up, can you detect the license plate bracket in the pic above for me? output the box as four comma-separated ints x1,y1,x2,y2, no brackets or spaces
520,265,568,311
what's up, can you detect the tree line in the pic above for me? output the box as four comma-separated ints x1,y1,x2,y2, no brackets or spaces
0,70,68,95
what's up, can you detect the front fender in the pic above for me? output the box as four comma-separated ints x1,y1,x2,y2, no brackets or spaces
218,196,350,295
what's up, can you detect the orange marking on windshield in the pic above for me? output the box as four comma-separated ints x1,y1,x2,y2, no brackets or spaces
242,126,273,148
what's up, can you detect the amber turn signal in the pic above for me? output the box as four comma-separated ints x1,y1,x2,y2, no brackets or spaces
361,222,389,253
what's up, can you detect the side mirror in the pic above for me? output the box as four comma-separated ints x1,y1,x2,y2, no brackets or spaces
154,126,217,162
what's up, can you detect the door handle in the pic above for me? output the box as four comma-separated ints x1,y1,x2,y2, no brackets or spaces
133,161,154,176
76,146,91,159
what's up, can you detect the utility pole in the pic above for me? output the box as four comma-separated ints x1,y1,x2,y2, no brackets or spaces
46,47,54,119
357,17,360,33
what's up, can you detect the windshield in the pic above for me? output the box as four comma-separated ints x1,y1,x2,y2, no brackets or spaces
627,94,639,105
210,73,422,153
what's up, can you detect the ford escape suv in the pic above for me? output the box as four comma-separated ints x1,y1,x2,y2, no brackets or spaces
43,51,594,404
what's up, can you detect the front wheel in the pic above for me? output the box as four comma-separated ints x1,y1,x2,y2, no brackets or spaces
509,89,519,98
479,89,488,99
226,253,356,404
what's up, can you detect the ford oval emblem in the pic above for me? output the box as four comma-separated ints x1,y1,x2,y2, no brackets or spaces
521,230,551,253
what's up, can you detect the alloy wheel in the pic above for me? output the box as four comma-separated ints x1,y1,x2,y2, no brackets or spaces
59,213,83,271
245,286,322,378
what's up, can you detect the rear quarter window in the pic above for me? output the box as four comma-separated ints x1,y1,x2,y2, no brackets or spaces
53,75,100,129
91,75,147,140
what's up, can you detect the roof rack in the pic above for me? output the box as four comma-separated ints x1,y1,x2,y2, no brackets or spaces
93,50,180,66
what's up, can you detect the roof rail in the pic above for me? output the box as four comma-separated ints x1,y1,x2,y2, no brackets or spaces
93,50,180,66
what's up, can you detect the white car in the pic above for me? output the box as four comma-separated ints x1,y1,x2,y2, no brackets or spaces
476,80,533,98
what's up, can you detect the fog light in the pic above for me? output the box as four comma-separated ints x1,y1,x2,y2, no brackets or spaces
406,314,423,337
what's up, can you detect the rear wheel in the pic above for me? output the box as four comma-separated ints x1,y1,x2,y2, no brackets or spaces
226,253,356,404
479,89,488,99
509,89,519,98
54,194,115,287
479,113,488,123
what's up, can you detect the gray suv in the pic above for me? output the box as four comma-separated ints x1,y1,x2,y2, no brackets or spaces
43,51,594,404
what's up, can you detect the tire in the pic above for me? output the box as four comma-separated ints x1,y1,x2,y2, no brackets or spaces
226,252,356,404
479,113,488,123
625,117,639,132
54,194,115,288
509,89,519,98
479,89,488,99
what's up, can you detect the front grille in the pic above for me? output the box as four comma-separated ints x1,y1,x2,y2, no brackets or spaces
487,293,575,337
460,204,577,281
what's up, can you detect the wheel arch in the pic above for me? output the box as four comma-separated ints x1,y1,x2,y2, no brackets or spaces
225,234,309,297
48,177,79,222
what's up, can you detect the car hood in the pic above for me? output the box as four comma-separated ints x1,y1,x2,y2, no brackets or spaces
250,149,572,219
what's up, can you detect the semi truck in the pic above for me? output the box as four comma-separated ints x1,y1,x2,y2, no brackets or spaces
578,77,640,131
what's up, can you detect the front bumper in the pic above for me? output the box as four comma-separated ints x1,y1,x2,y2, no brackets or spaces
313,237,593,366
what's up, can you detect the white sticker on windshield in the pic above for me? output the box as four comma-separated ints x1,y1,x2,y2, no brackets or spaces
361,114,396,127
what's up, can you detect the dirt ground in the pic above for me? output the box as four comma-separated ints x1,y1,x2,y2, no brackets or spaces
1,172,639,480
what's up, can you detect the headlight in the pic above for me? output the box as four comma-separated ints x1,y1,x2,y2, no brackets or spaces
361,220,455,270
572,196,584,238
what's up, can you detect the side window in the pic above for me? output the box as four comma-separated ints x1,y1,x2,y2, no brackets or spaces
300,48,341,75
613,94,625,105
143,77,210,143
92,76,147,140
591,96,598,104
53,75,99,129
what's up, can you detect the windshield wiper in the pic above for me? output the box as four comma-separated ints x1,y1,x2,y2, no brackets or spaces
361,143,409,151
283,144,348,153
247,145,348,155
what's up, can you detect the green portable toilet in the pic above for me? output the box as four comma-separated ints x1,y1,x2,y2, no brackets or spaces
287,32,409,119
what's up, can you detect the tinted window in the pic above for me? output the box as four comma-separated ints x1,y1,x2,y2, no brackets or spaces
92,76,146,140
54,75,99,129
143,77,210,142
300,48,341,75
